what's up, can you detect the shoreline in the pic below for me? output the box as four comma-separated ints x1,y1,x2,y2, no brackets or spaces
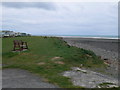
33,35,119,40
62,37,118,53
58,36,119,40
62,37,118,78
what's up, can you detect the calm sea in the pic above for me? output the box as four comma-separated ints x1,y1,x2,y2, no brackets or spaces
55,35,118,39
36,35,119,39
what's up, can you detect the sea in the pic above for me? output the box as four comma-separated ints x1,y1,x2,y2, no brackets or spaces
37,35,119,39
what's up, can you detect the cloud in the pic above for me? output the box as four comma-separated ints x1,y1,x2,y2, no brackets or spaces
2,2,55,10
1,2,118,36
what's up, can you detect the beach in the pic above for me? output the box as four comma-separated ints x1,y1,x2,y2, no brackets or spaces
62,37,119,78
62,37,118,59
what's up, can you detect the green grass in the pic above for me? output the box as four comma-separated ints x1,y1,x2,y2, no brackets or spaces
98,82,118,88
2,36,106,88
99,82,115,86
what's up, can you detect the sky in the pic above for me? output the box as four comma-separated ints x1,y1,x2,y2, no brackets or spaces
1,2,118,36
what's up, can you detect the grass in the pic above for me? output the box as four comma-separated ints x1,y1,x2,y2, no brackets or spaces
98,82,118,88
2,36,106,88
99,82,115,86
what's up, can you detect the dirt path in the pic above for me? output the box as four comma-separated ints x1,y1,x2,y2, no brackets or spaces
2,69,58,88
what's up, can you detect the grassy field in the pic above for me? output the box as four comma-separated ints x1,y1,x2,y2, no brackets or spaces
2,36,105,88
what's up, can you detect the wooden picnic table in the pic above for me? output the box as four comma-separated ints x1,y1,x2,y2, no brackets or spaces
13,40,28,51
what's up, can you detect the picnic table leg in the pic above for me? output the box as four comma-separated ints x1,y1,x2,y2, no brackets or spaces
25,42,28,49
19,42,23,51
13,43,16,51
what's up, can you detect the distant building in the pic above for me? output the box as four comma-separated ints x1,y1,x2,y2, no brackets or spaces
27,34,31,36
1,31,15,37
0,31,3,37
0,30,31,37
21,33,27,36
14,32,22,36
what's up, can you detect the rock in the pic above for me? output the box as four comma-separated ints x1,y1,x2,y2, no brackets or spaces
103,58,108,60
108,85,119,88
72,67,87,73
86,54,92,58
51,57,63,60
37,62,45,65
62,67,118,88
54,61,64,64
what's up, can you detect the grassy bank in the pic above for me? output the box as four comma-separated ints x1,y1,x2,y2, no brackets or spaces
2,36,105,88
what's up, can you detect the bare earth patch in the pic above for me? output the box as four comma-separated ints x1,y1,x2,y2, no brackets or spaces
54,61,65,65
86,54,92,58
51,57,63,60
37,62,46,65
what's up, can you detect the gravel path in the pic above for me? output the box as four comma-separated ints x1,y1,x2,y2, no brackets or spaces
2,69,58,88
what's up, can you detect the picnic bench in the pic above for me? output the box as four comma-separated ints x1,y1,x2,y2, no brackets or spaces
13,40,28,51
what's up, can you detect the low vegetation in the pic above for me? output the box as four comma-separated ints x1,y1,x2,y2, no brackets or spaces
2,36,105,88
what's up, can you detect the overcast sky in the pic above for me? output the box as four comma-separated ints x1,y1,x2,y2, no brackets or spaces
1,2,118,36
